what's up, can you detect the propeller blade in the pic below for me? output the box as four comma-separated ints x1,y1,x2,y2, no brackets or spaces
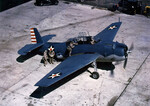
122,39,125,44
121,41,133,69
129,42,134,51
123,55,128,69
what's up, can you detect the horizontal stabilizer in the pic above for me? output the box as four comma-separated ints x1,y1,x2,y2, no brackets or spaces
18,43,43,55
42,34,56,43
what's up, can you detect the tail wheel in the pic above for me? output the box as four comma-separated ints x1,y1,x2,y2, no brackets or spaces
91,72,99,79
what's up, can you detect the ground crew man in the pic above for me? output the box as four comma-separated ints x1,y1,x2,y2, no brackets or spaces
43,50,48,66
67,41,78,56
48,46,55,64
90,36,95,45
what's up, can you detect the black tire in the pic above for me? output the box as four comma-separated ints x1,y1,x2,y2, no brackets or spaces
91,72,99,79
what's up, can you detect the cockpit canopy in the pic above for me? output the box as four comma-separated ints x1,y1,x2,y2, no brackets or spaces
67,36,94,44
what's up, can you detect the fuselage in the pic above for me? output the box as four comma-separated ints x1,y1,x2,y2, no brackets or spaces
38,40,127,62
71,41,127,62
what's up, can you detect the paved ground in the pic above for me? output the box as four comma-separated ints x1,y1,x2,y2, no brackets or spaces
0,0,150,106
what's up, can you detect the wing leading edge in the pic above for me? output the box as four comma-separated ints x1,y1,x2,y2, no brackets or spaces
35,53,100,87
94,22,122,42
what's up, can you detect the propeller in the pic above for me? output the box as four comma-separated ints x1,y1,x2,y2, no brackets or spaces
128,42,134,51
123,42,134,69
123,54,128,69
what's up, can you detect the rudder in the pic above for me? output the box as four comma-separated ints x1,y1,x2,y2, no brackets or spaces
30,28,43,44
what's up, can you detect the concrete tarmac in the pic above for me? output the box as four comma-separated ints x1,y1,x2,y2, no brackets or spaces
0,1,150,106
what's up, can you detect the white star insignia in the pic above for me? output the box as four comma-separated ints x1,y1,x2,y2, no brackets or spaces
48,72,61,79
48,46,54,51
108,25,117,30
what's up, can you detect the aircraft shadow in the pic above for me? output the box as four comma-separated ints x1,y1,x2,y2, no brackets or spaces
16,51,38,63
88,62,115,76
97,62,115,70
97,62,115,76
16,48,43,63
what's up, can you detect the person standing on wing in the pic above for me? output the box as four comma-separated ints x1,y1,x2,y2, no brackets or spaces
90,36,95,45
67,41,78,56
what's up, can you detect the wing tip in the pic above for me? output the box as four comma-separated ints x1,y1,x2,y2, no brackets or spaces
34,83,49,87
18,50,27,55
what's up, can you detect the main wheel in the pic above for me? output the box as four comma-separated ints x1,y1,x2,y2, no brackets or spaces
91,72,99,79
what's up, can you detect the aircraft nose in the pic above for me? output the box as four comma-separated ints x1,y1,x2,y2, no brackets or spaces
124,46,128,56
118,43,128,56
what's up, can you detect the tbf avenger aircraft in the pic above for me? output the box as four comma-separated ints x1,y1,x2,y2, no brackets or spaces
18,22,133,87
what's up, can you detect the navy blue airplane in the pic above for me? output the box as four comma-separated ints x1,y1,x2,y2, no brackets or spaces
18,22,132,87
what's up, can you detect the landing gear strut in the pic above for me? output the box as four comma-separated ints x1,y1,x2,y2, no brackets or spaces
90,61,99,79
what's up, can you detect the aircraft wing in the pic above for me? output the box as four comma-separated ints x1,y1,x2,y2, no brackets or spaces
35,53,100,87
94,22,122,42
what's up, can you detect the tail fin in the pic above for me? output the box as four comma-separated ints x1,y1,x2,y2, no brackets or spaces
30,28,43,44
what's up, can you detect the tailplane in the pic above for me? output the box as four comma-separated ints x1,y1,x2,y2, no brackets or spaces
18,28,56,55
18,28,44,55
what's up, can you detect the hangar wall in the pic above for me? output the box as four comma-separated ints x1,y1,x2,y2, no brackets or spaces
96,0,150,7
0,0,31,12
85,0,150,7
